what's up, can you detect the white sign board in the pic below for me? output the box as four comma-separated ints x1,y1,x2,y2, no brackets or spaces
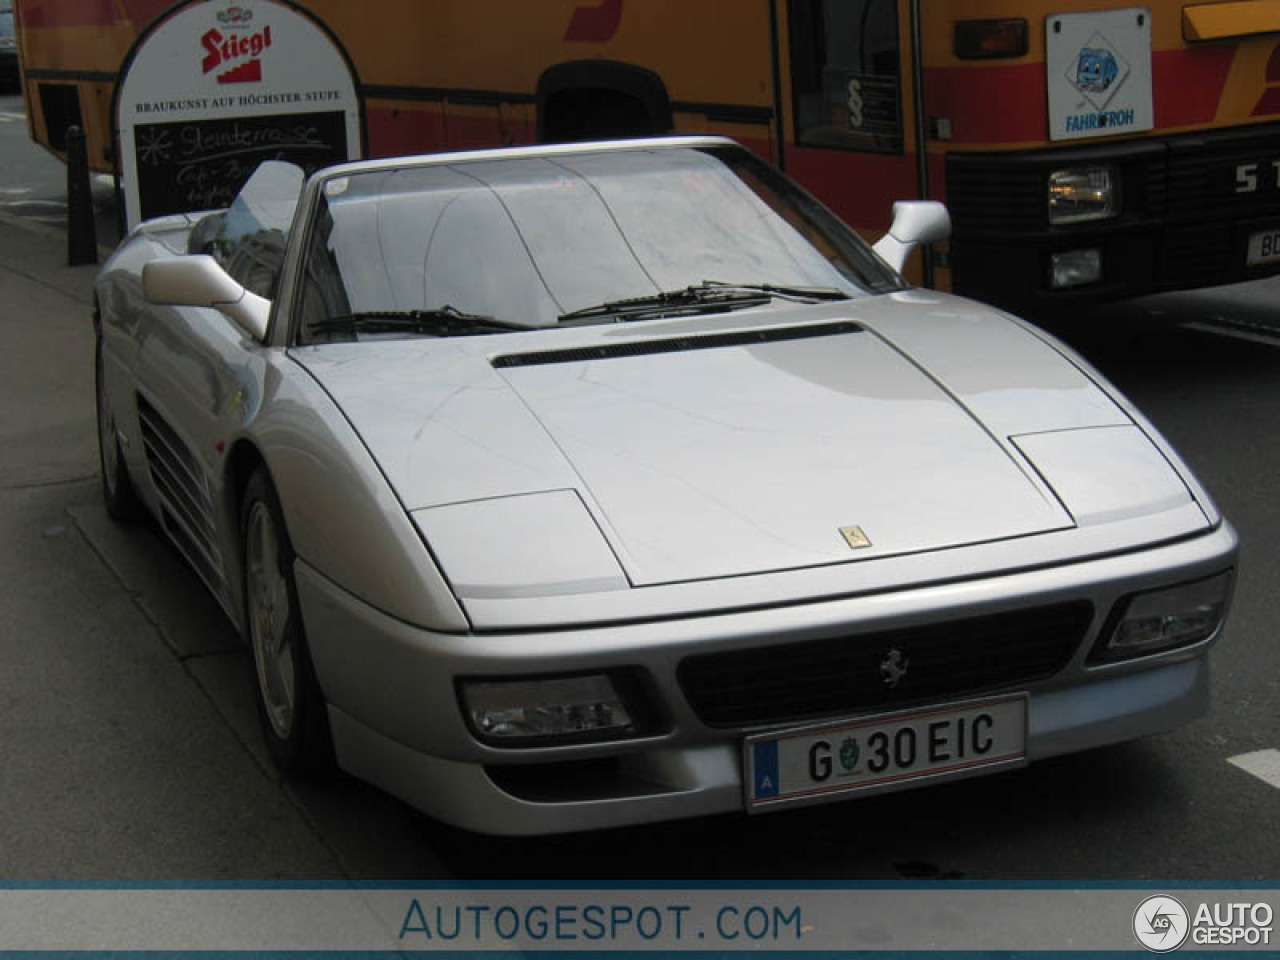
1046,8,1153,142
116,0,360,230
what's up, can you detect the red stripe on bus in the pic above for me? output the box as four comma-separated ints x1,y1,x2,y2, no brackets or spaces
17,0,203,29
788,147,919,230
121,0,180,30
16,0,119,29
1252,86,1280,117
564,0,623,43
1154,46,1235,127
366,106,448,158
1268,42,1280,83
925,63,1046,144
925,47,1235,144
1253,39,1280,117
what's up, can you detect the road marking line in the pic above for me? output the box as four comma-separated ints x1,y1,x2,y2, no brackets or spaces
1182,320,1280,348
1228,749,1280,789
0,112,25,122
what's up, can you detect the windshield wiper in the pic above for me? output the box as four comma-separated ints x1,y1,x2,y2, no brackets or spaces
557,280,850,324
308,306,526,338
699,281,851,302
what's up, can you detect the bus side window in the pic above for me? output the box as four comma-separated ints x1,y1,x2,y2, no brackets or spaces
789,0,903,154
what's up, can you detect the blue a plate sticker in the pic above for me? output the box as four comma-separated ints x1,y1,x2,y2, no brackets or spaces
752,741,780,799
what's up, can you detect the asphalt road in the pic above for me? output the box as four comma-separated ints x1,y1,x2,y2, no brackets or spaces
0,89,1276,880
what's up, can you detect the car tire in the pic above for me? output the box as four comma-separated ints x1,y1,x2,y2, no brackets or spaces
240,466,334,775
95,335,143,521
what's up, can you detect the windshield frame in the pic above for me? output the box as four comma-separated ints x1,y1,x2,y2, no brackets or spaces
278,138,907,348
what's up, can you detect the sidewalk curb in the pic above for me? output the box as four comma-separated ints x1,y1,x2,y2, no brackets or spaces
0,209,111,309
0,209,116,263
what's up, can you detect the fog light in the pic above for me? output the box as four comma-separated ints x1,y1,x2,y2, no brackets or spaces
461,674,640,745
1049,248,1102,289
1048,166,1118,224
1091,572,1232,664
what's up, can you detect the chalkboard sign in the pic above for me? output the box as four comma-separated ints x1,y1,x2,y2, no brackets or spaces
133,110,347,221
114,0,361,231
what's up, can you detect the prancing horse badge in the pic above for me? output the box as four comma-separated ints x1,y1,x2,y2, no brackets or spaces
839,525,872,550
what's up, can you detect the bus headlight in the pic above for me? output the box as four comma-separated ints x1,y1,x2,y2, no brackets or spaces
1090,572,1233,664
1048,166,1118,224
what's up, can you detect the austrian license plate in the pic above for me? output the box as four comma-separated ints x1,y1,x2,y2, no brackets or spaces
1247,229,1280,267
744,695,1027,812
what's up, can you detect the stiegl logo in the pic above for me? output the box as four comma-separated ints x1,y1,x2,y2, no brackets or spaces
201,6,274,85
1133,895,1189,953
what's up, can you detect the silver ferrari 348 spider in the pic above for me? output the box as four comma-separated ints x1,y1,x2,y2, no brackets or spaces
94,137,1237,835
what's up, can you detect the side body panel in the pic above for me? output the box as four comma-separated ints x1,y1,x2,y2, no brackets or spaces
96,224,468,634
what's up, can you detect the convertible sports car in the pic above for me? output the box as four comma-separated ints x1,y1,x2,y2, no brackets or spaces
95,137,1237,835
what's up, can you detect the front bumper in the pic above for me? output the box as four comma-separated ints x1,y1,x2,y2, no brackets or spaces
297,522,1236,836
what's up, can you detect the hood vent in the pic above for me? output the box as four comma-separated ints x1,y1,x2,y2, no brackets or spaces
492,321,862,369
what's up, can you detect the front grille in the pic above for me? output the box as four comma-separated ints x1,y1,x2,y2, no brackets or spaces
1160,224,1233,289
678,601,1094,728
944,162,1046,235
1159,125,1280,286
1165,125,1280,223
945,124,1280,238
945,123,1280,303
945,141,1166,237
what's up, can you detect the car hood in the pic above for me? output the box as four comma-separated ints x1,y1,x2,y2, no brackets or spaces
293,292,1192,589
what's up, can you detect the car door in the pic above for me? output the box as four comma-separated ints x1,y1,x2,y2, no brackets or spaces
131,163,301,603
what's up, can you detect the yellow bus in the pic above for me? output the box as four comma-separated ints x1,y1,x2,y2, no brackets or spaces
16,0,1280,310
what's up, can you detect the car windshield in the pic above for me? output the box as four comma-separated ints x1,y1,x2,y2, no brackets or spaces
0,10,13,35
293,145,903,342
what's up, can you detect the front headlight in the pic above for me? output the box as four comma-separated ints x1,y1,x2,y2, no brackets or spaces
1090,572,1233,664
1048,166,1118,224
460,672,653,746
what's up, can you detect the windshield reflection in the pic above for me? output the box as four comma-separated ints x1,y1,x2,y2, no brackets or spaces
296,146,901,341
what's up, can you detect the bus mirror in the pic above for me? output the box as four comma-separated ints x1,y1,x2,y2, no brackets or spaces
872,201,951,275
142,256,271,342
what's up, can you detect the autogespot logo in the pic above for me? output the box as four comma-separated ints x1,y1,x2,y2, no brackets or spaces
1134,895,1190,953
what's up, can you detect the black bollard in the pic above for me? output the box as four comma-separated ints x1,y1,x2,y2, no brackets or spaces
66,125,99,266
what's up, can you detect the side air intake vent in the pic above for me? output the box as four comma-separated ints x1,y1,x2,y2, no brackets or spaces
492,321,861,369
136,395,225,591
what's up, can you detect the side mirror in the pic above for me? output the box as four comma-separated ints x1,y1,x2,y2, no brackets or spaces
142,255,271,342
872,201,952,275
